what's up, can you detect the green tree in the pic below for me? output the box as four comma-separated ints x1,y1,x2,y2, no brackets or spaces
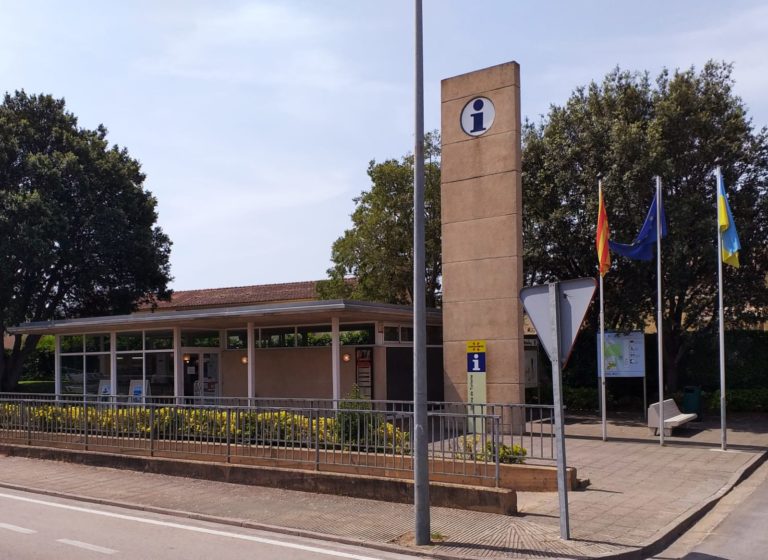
318,132,442,307
522,62,768,390
0,91,172,390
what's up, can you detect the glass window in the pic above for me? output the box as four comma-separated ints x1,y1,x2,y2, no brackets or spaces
61,355,84,394
181,330,220,348
85,334,110,353
400,327,414,342
298,325,332,347
383,326,400,342
146,352,173,396
226,329,248,349
426,326,443,345
145,330,173,350
341,324,374,345
85,354,110,394
116,332,143,352
116,353,143,396
260,327,296,348
60,335,84,354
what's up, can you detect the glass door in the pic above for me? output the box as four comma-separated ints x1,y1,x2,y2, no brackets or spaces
182,351,220,400
201,352,220,399
183,353,200,398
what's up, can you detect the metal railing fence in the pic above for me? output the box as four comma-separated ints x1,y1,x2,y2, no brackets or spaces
0,394,556,482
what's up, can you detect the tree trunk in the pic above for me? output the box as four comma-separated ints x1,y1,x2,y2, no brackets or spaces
0,334,41,392
663,328,690,394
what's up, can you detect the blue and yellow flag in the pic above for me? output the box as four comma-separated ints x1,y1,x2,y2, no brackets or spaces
717,168,741,268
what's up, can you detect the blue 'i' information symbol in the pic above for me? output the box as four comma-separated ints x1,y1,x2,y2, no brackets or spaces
460,96,495,137
470,99,485,133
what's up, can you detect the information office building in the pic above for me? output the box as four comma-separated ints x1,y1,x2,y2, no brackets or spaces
10,281,444,402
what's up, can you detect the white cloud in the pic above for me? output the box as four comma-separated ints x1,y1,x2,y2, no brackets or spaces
524,3,768,124
138,1,355,91
160,162,353,236
197,3,331,44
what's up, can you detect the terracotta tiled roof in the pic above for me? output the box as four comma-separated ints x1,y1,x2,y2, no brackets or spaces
141,280,325,311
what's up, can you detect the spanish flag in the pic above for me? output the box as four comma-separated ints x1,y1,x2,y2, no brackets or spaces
717,168,741,268
596,183,611,276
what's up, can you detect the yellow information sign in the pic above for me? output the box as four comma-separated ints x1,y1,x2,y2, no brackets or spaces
466,340,486,353
466,339,487,434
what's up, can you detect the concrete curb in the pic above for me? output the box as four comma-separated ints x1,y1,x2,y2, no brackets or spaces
595,448,768,560
0,444,516,516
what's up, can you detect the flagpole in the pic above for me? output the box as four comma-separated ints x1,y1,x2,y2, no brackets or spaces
599,180,607,442
656,176,664,446
716,167,727,451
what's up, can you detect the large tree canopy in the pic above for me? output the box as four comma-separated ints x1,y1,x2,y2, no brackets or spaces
318,132,441,307
522,62,768,389
0,91,172,390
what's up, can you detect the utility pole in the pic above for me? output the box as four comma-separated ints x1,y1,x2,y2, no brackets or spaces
412,0,430,546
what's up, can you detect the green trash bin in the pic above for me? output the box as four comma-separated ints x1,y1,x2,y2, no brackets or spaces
682,386,702,418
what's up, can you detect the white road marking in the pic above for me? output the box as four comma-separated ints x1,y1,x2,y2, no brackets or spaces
57,539,117,555
0,522,36,534
0,492,388,560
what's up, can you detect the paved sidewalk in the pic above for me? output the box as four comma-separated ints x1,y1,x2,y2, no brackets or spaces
0,414,765,560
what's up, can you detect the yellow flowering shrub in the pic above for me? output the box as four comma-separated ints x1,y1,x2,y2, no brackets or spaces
0,402,410,454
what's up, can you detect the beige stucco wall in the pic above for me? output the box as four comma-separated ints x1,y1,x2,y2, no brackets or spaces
373,345,387,400
220,347,368,400
221,350,248,397
440,62,525,405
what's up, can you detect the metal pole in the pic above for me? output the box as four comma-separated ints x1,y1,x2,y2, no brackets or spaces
412,0,430,546
597,178,608,441
599,267,607,442
656,176,665,446
549,282,570,540
149,405,155,457
83,398,89,449
643,374,647,421
246,321,256,399
716,167,727,451
331,316,341,406
226,408,232,462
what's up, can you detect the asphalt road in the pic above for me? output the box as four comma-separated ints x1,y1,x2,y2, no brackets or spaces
684,468,768,560
0,489,419,560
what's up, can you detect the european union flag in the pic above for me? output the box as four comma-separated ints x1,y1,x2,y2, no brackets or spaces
609,188,667,261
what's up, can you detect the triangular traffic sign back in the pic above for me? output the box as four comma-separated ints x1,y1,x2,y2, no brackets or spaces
520,278,596,368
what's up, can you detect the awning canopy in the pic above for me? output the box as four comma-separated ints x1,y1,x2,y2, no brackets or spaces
9,299,442,335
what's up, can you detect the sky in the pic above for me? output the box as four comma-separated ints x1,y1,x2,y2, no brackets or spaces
1,1,767,290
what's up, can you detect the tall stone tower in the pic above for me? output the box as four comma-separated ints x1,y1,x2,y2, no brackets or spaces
440,62,525,405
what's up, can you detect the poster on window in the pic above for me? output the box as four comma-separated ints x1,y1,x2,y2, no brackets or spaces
128,379,151,402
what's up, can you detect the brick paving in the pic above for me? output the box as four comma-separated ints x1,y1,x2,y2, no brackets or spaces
0,414,765,559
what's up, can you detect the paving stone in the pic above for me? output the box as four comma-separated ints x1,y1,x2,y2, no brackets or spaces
0,414,766,558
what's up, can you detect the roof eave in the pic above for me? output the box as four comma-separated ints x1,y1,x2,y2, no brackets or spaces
9,300,442,335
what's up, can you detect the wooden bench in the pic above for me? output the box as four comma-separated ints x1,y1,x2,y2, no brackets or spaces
647,399,697,436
